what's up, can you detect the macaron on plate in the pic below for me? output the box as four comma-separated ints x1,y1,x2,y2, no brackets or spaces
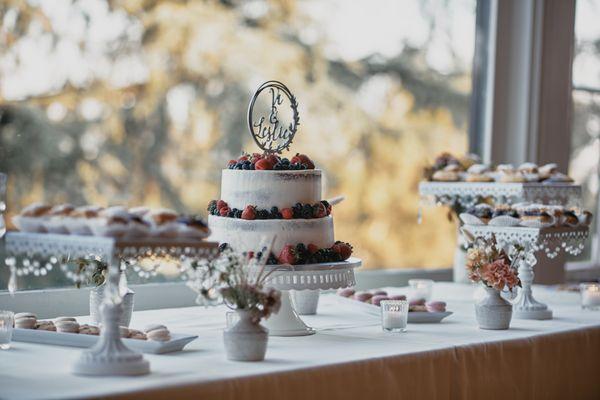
335,295,453,323
12,328,197,354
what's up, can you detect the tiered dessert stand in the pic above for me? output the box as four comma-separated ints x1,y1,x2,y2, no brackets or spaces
262,257,361,336
418,182,582,210
419,181,583,281
3,232,218,376
462,225,589,320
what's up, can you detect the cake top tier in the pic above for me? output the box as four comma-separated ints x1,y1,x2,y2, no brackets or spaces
220,168,322,210
226,152,316,171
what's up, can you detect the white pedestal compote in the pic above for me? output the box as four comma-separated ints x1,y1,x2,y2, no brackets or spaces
261,258,361,336
462,225,589,320
3,232,218,376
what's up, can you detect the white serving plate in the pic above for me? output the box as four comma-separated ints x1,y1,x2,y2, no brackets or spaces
12,329,197,354
334,296,453,323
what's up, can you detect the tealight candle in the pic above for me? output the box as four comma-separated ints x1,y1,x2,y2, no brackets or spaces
580,283,600,310
380,300,408,333
408,279,434,302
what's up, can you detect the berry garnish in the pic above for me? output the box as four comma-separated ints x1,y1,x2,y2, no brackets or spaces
281,208,294,219
278,244,299,265
307,243,319,254
313,202,327,218
241,205,256,220
219,207,231,217
255,158,273,170
216,200,228,211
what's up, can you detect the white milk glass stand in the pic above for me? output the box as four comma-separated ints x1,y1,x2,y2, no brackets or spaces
262,258,361,336
418,182,583,281
3,232,218,376
462,225,589,320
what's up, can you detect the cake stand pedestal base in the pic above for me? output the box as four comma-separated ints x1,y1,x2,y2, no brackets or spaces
263,291,316,336
512,257,553,320
263,258,361,337
72,302,150,376
513,309,553,320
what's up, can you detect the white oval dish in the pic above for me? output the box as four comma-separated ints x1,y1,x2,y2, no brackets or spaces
11,216,47,233
459,213,486,226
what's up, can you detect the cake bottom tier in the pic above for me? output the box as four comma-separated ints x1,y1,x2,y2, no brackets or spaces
207,215,334,255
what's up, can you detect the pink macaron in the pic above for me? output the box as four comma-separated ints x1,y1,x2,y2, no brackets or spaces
372,290,388,297
409,298,426,307
354,292,373,303
338,288,356,298
425,301,447,313
370,295,389,306
389,294,407,301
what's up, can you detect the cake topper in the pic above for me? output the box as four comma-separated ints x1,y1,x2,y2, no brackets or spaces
247,80,300,154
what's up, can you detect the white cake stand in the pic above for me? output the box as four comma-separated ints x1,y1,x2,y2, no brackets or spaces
262,257,361,336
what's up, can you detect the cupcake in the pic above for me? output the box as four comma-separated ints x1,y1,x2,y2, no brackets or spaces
88,206,130,237
66,205,104,236
466,204,493,224
432,164,461,182
562,210,579,227
147,208,179,237
12,203,52,233
465,164,493,182
491,205,519,218
43,204,75,234
520,206,554,226
177,215,210,239
538,163,558,181
517,162,540,182
543,172,574,184
125,213,151,238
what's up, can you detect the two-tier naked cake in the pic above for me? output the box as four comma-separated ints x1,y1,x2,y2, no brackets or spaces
207,153,352,265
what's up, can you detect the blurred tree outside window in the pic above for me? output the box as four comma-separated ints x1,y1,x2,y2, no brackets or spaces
0,0,476,289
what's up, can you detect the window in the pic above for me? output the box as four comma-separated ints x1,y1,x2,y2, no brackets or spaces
0,0,477,290
570,0,600,266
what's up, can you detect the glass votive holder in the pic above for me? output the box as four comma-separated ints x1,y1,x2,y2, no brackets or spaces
580,283,600,310
408,279,434,301
380,300,408,333
0,310,14,350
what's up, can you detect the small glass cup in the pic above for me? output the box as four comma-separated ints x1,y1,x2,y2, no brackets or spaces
0,310,14,350
408,279,434,302
580,283,600,310
380,300,408,333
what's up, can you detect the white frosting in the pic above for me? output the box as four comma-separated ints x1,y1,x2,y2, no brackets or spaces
220,169,322,210
208,215,334,255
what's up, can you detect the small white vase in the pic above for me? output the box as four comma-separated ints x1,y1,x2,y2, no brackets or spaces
223,310,269,362
291,290,320,315
90,284,135,327
474,286,512,330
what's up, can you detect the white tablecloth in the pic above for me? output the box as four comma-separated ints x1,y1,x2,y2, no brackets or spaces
1,283,599,400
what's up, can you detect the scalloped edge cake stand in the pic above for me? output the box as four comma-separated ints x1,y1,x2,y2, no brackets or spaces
262,257,361,336
462,226,588,320
4,232,218,376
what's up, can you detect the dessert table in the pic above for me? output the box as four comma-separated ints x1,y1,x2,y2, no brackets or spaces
1,283,599,400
